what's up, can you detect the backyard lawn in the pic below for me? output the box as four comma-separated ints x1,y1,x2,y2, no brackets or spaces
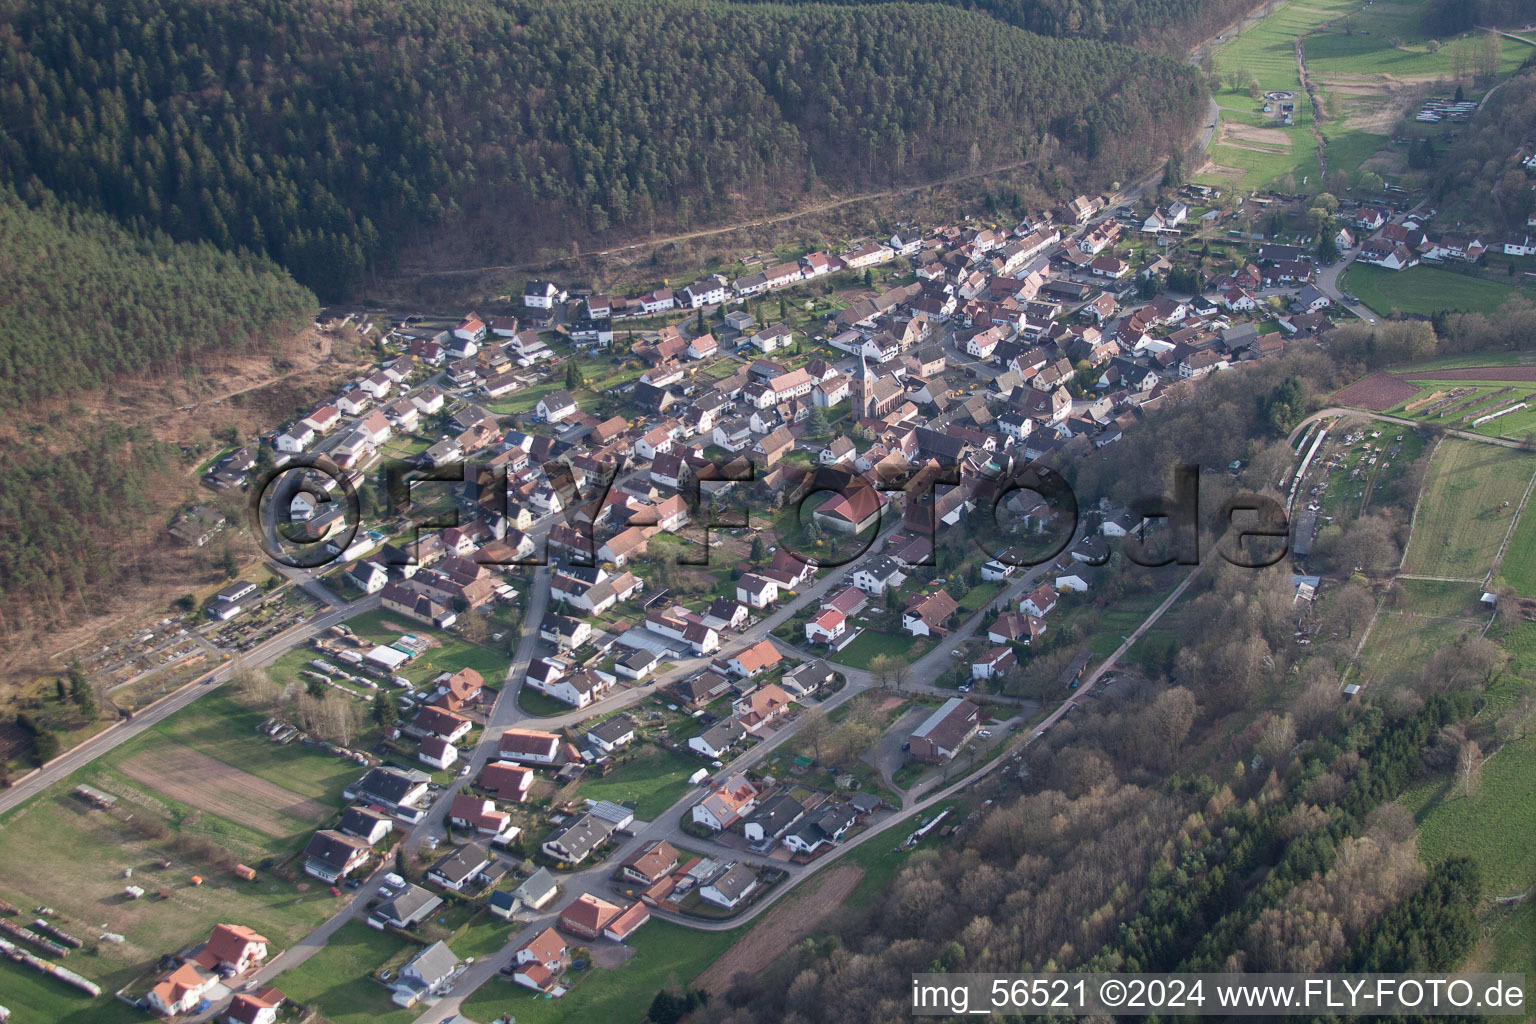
456,920,742,1024
272,920,421,1024
829,628,934,669
574,744,700,819
344,608,509,685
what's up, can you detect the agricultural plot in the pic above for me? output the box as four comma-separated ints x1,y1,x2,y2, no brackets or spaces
116,743,329,838
1496,498,1536,596
0,786,340,1018
1331,372,1421,411
1400,438,1535,579
1377,368,1536,440
1307,422,1424,525
0,688,361,1017
1199,0,1531,190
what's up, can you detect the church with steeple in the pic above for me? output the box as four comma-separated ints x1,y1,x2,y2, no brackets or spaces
853,354,906,422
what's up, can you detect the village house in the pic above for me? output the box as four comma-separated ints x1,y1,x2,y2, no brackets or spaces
700,863,760,909
734,683,792,732
542,813,615,865
426,841,494,892
805,607,846,645
972,646,1017,680
302,830,373,883
498,728,566,766
735,573,780,609
391,941,460,1008
723,639,782,678
225,989,285,1024
691,773,760,830
511,927,567,993
618,839,681,886
477,760,535,803
903,589,959,637
688,717,747,759
907,697,982,762
448,794,517,841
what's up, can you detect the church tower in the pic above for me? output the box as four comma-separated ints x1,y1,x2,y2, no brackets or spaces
858,352,876,419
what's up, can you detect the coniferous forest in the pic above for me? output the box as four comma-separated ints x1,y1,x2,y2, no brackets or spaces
0,0,1206,298
0,187,315,410
0,187,313,633
726,0,1258,50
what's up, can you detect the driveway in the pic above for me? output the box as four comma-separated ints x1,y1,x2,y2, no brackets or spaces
862,705,930,803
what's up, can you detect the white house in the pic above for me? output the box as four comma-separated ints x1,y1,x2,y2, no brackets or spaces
275,424,315,453
804,609,846,645
536,390,578,423
524,281,567,309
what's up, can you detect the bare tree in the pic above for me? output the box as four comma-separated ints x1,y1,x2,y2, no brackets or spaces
797,707,831,763
1256,713,1298,766
1148,686,1198,767
1457,740,1484,798
1502,683,1535,741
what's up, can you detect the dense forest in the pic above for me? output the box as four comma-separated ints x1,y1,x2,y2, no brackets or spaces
0,425,179,638
0,187,315,410
0,0,1205,298
1422,0,1536,36
727,0,1256,50
1432,66,1536,230
0,186,312,635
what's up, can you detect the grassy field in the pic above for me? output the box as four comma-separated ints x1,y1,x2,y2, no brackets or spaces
1199,0,1529,190
518,684,577,716
1399,664,1536,1008
271,920,421,1024
0,690,363,1020
1342,264,1527,317
1395,578,1486,618
456,920,742,1024
1471,899,1535,1011
1401,438,1534,579
1496,496,1536,595
573,744,701,819
0,960,145,1024
1354,611,1479,690
1401,724,1536,896
1391,352,1536,373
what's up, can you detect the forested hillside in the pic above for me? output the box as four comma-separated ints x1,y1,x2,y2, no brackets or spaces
0,187,314,634
1432,67,1536,231
0,0,1205,298
0,187,315,411
1422,0,1536,35
726,0,1256,50
0,426,178,638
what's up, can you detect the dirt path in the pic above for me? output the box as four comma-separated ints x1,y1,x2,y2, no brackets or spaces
693,865,863,993
403,159,1042,280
